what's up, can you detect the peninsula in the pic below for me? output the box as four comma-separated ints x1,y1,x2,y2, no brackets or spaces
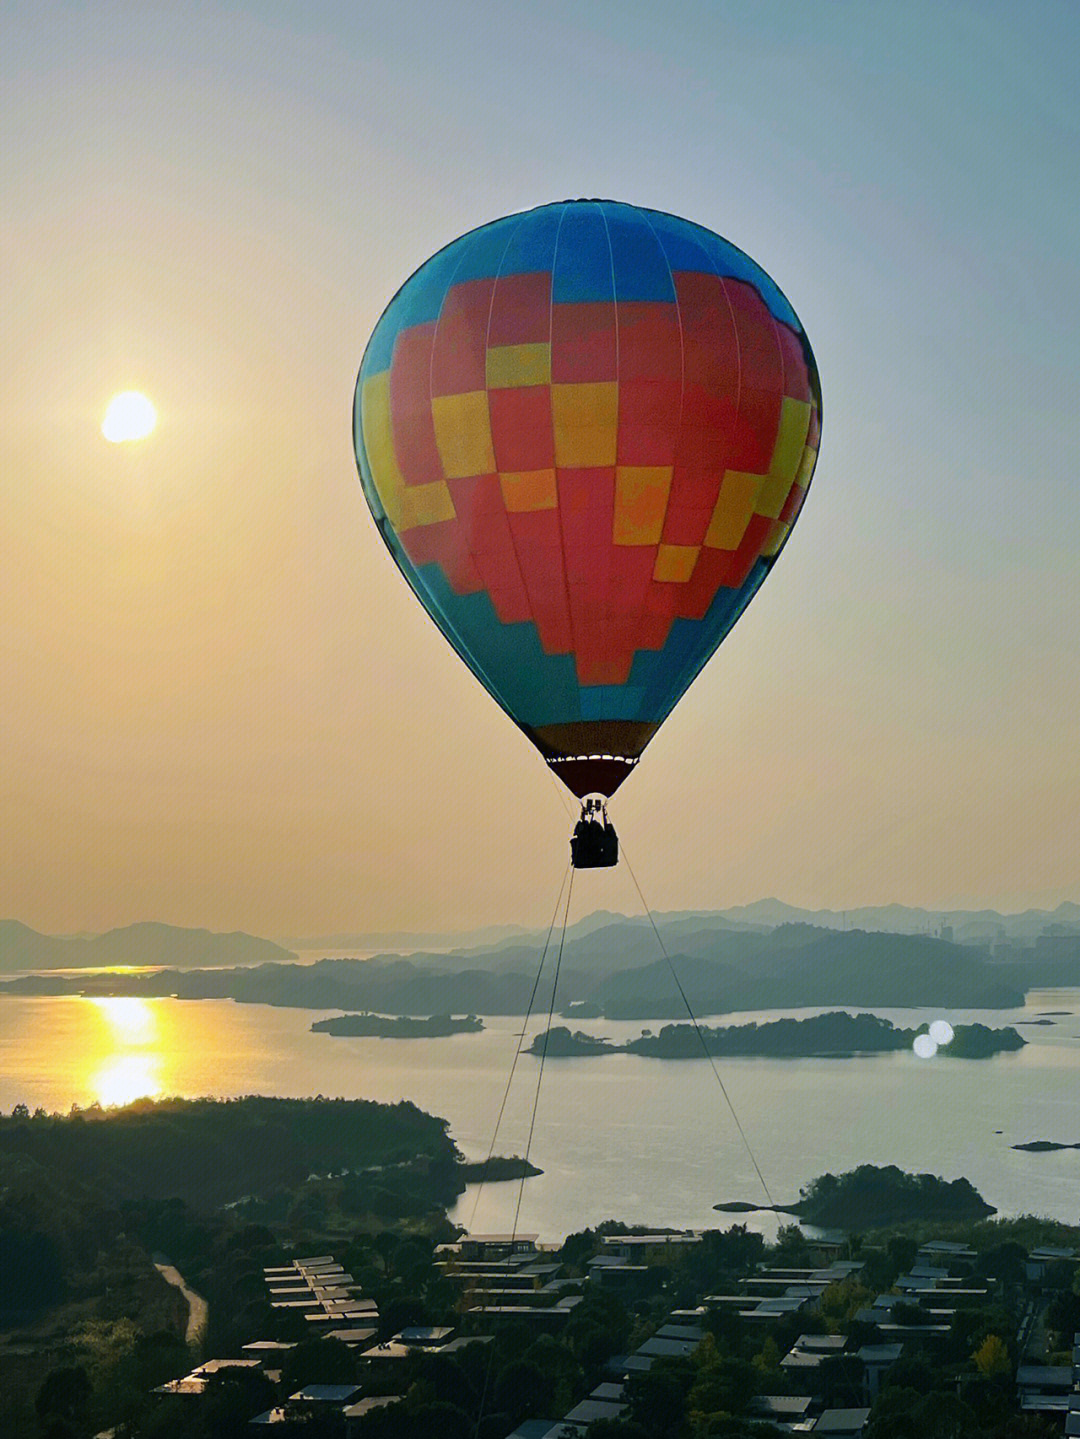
715,1164,997,1227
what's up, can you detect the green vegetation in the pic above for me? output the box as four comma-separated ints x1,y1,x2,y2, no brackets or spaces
527,1027,615,1056
786,1167,996,1227
311,1013,484,1038
527,1014,1025,1060
0,1096,461,1209
0,1095,478,1434
457,1155,542,1182
5,1136,1080,1439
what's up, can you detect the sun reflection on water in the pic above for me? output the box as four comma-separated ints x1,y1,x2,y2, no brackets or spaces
85,996,162,1105
90,1052,162,1107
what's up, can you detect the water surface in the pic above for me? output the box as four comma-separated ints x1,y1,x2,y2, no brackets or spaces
1,990,1077,1240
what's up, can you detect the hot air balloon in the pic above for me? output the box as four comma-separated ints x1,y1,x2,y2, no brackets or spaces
353,200,820,867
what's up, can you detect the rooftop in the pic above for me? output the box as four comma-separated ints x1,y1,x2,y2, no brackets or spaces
563,1398,627,1424
192,1359,263,1376
395,1326,455,1345
751,1395,814,1417
461,1232,539,1244
655,1324,705,1342
602,1232,701,1246
342,1396,401,1419
288,1384,362,1403
441,1336,495,1354
858,1344,904,1363
637,1336,699,1359
1017,1365,1074,1389
813,1407,871,1435
154,1377,207,1397
792,1334,847,1353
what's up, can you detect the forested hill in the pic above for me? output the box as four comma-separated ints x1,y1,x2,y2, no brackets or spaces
0,1096,461,1208
0,920,295,973
584,926,1028,1016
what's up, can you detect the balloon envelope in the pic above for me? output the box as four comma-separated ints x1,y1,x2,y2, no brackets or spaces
354,200,820,796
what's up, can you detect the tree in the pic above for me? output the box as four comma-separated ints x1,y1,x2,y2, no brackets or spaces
492,1359,553,1423
972,1334,1011,1378
1043,1259,1077,1292
585,1422,650,1439
35,1367,92,1434
865,1385,923,1439
199,1369,278,1439
774,1225,810,1263
821,1277,873,1326
886,1236,919,1273
627,1367,689,1438
975,1241,1027,1288
281,1338,359,1390
884,1357,934,1395
1046,1288,1080,1346
752,1336,780,1375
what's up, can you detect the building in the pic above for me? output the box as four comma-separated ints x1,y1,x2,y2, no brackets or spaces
857,1344,903,1401
812,1407,870,1436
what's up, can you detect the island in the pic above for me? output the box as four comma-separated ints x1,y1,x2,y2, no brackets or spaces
717,1163,996,1226
527,1027,614,1056
457,1155,543,1182
1013,1140,1080,1152
526,1013,1026,1060
310,1012,483,1038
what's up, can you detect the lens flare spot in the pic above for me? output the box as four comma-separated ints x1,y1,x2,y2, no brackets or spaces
913,1033,938,1059
929,1019,954,1046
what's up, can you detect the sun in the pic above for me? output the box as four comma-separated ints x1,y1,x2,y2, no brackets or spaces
102,391,157,443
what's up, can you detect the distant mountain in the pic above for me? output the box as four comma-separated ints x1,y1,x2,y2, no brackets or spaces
456,900,1080,971
0,921,294,974
307,901,1079,975
586,926,1026,1017
277,921,531,954
2,923,1039,1014
279,909,765,966
716,898,1080,942
5,894,1077,983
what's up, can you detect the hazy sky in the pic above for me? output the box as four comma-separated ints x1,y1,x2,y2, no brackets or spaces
3,1,1078,937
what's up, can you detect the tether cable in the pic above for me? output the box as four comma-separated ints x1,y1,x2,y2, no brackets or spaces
466,862,571,1234
472,865,575,1439
509,865,574,1242
620,841,776,1210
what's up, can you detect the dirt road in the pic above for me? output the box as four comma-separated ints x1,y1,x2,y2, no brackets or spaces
153,1261,208,1346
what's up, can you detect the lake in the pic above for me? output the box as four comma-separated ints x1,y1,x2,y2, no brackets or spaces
1,989,1078,1240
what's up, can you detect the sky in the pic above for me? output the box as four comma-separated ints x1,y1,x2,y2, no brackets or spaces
2,1,1078,938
